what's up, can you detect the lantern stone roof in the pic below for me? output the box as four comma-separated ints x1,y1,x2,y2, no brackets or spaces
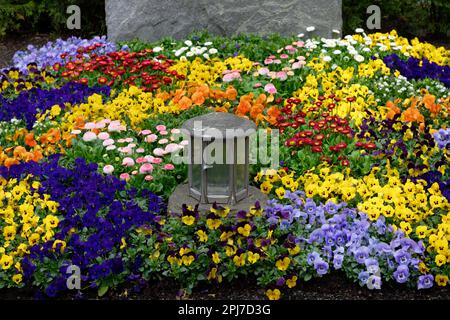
182,112,257,139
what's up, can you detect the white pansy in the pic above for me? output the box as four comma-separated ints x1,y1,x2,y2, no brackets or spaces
354,54,364,62
204,41,213,46
323,39,337,48
208,48,218,54
306,26,315,32
332,29,341,34
376,44,387,51
203,53,210,59
322,56,332,62
184,40,193,46
153,46,163,52
333,49,342,55
174,47,187,56
348,49,357,56
186,51,194,57
297,33,305,38
304,39,317,49
355,28,364,33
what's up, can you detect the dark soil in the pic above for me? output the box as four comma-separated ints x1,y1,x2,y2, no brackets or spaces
1,272,449,300
0,33,57,69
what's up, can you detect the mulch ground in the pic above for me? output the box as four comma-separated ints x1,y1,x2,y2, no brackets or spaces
1,272,449,300
0,33,57,69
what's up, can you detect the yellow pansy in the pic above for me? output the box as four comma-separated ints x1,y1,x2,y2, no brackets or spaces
247,251,260,264
237,224,252,237
435,275,448,286
12,274,23,285
182,215,195,226
212,252,221,264
266,289,281,300
435,254,446,267
196,229,208,242
233,253,246,267
286,276,298,288
275,187,286,199
415,226,428,239
276,257,291,271
0,255,13,270
206,218,222,230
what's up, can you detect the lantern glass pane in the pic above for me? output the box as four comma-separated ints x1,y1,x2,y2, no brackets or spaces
236,163,246,192
207,164,230,196
191,164,201,191
189,136,203,192
205,142,229,196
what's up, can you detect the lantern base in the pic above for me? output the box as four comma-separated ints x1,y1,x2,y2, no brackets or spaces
167,183,269,215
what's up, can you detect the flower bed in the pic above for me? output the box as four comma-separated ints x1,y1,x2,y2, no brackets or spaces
0,29,449,300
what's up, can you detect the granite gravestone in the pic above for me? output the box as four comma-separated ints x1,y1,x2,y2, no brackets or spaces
106,0,342,42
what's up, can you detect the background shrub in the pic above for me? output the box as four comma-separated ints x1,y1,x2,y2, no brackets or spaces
0,0,105,37
343,0,450,39
0,0,448,41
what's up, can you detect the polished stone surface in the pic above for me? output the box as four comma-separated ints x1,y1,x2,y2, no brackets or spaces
106,0,342,42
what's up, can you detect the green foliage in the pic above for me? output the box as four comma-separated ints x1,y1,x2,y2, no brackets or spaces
343,0,450,39
1,0,448,42
0,0,38,36
0,0,105,37
121,31,295,62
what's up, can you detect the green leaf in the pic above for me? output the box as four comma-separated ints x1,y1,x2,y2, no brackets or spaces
98,285,109,297
197,274,206,281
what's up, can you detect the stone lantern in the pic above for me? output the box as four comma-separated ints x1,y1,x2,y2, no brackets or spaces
168,112,268,213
